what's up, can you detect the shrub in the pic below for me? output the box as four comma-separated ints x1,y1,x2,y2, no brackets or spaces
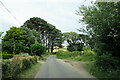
96,54,119,71
2,56,38,78
2,60,12,77
71,51,81,56
87,62,120,79
82,47,94,56
31,43,46,56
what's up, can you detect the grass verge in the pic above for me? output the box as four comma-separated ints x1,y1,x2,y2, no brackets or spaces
16,62,41,78
40,52,51,61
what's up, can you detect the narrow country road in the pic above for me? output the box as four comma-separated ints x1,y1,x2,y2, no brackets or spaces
35,55,95,78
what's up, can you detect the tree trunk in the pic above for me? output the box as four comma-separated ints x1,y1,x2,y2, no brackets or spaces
13,41,15,55
51,43,54,53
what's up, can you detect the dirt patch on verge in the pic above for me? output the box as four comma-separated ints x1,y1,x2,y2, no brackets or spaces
57,59,96,78
62,60,89,72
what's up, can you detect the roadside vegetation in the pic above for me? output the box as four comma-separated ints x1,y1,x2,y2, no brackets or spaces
56,46,119,79
1,17,63,79
56,1,120,79
40,52,52,61
0,1,120,80
56,47,95,62
2,56,38,78
77,2,120,79
16,62,41,78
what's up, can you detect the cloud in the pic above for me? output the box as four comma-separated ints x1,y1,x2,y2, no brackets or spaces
0,0,94,33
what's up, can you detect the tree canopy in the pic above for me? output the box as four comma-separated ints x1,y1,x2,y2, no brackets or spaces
77,2,120,70
22,17,63,52
2,27,25,54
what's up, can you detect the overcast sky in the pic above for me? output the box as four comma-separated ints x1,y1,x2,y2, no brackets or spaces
0,0,95,34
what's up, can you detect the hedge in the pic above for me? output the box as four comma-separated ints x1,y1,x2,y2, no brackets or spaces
2,56,38,78
1,54,13,59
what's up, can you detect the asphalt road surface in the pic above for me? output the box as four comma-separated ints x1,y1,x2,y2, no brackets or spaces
35,55,95,78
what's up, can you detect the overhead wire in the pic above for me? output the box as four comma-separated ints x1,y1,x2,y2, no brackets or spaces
0,0,91,27
0,1,21,25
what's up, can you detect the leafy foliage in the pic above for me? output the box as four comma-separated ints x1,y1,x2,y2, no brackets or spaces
63,32,79,45
2,27,25,54
30,43,46,56
87,62,120,79
77,2,120,70
20,27,41,53
63,32,85,52
1,52,13,59
22,17,63,53
67,43,84,52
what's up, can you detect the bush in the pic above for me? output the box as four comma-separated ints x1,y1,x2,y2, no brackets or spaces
83,47,95,55
96,54,119,71
2,60,12,77
2,56,38,78
71,51,81,56
31,43,46,56
1,52,13,59
87,62,120,79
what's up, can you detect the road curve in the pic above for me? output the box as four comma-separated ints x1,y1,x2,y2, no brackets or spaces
35,55,95,78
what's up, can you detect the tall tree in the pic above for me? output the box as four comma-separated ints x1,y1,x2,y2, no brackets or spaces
63,32,84,51
45,23,63,52
63,32,80,46
20,27,41,53
22,17,48,45
22,17,63,53
77,2,120,70
2,27,24,55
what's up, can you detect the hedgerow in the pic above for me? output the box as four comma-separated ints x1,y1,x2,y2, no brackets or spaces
2,56,38,78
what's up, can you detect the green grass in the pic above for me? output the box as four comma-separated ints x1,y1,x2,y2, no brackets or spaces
67,55,95,61
16,62,41,78
56,51,95,62
40,52,51,61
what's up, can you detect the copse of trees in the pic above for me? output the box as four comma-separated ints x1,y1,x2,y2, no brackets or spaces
22,17,63,53
2,17,63,55
77,2,120,70
63,32,89,52
2,17,63,56
2,26,41,55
